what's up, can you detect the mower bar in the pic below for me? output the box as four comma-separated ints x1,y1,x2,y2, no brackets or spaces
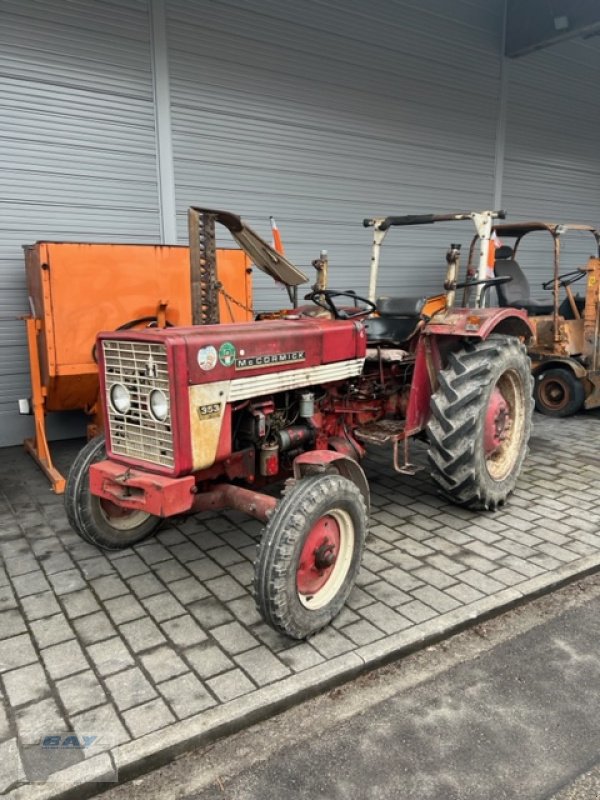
363,210,506,231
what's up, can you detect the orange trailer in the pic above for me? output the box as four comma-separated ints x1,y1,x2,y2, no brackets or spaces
23,242,251,492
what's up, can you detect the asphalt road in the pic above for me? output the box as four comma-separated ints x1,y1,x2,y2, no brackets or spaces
102,573,600,800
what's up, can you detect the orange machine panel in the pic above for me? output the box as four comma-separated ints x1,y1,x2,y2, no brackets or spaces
24,242,251,411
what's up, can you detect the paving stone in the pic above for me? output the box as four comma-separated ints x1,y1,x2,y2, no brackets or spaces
401,599,438,623
209,545,245,567
359,602,413,635
141,646,188,683
127,573,165,599
226,561,255,587
445,583,485,604
0,738,24,794
12,570,51,598
346,586,376,610
3,663,50,706
105,596,146,625
489,567,526,586
4,554,38,577
61,588,102,619
204,575,246,602
105,667,157,711
15,697,65,743
211,621,259,654
41,639,89,680
159,672,216,718
411,586,461,614
72,611,116,645
189,597,235,629
78,556,114,580
380,550,422,571
234,646,291,686
412,566,456,590
134,542,171,565
169,541,205,562
226,596,263,627
185,643,235,679
70,703,130,753
57,671,107,716
341,619,384,646
90,574,129,600
20,591,60,621
365,580,410,607
187,558,225,582
309,627,355,658
0,608,27,638
120,618,166,653
123,697,175,738
168,576,210,605
142,593,186,622
154,559,191,583
0,633,37,673
206,668,255,703
87,637,135,677
457,569,505,596
278,643,325,672
425,553,466,576
31,614,74,649
112,555,149,579
161,614,208,647
48,569,86,595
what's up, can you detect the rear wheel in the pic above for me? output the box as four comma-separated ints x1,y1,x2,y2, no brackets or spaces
254,473,367,639
427,335,533,510
534,368,584,417
65,436,161,550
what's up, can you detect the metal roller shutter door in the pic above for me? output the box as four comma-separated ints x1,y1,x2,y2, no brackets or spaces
166,0,504,309
0,0,161,446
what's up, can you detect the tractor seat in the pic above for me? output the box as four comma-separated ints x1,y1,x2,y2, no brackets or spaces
494,246,554,315
363,295,424,345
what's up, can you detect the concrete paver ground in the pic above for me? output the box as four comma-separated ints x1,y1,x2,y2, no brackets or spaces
1,412,599,798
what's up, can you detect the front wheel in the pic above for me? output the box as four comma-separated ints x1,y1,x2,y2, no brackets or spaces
427,335,533,510
64,436,161,550
254,473,367,639
534,368,584,417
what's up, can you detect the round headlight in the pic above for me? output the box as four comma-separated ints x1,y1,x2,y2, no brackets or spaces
148,388,169,422
110,383,131,415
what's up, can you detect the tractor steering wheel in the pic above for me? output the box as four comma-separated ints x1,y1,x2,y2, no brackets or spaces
304,289,377,319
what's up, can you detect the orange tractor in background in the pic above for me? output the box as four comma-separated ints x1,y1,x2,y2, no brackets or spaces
466,221,600,417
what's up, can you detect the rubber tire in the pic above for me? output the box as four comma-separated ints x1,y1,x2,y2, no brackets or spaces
64,436,161,550
534,368,585,417
427,335,533,511
254,473,367,639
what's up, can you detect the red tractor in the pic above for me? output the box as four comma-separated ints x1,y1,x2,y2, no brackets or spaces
66,207,533,638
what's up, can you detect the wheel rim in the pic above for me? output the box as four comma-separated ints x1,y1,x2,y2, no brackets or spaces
483,368,525,481
296,508,355,610
539,375,570,412
96,497,152,531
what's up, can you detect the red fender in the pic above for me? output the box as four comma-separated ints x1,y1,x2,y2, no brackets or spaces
292,451,370,513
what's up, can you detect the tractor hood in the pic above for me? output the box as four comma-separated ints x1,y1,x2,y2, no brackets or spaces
189,206,308,287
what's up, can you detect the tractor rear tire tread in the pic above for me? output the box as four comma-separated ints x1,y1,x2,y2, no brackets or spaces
427,335,533,511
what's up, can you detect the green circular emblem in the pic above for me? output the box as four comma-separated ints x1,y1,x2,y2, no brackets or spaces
218,341,236,367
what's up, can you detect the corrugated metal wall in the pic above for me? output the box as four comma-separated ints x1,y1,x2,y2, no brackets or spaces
1,0,600,446
0,0,160,446
502,37,600,297
166,0,504,307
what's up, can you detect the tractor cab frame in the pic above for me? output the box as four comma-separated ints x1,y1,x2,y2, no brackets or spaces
467,221,600,416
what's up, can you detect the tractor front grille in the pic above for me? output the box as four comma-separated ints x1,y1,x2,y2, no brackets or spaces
102,339,174,469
